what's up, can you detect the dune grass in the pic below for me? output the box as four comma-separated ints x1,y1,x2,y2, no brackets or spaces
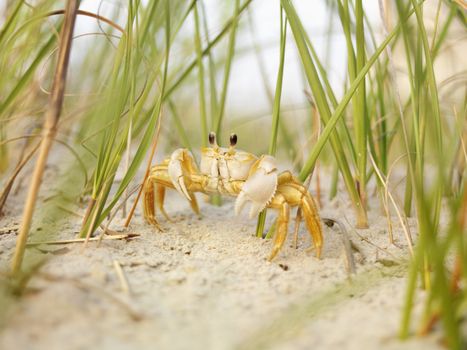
0,0,465,347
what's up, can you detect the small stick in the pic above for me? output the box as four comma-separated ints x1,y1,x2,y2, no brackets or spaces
113,260,131,295
26,233,139,246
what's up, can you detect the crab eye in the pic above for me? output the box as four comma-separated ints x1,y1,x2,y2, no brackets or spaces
230,133,237,146
208,132,216,145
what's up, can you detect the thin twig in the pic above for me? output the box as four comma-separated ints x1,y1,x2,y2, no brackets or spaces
26,233,139,246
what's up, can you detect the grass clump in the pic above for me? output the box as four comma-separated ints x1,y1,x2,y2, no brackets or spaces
0,0,465,347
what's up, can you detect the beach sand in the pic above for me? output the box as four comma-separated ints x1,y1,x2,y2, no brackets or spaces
0,178,447,350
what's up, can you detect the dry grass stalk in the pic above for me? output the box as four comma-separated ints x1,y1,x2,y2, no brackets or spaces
26,233,139,246
369,153,414,257
97,184,140,246
124,114,162,228
0,142,40,214
11,0,80,274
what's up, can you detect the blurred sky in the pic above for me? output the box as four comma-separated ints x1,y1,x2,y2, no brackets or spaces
0,0,384,118
0,1,463,116
74,0,383,116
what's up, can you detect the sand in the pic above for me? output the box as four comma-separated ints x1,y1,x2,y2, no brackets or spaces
0,166,448,350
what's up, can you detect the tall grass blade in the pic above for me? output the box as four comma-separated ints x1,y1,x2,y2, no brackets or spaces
256,6,287,238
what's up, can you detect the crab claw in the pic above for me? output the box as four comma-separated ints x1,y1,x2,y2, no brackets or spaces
235,155,278,218
168,149,191,201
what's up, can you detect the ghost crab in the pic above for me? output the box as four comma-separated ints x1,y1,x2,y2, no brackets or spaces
143,132,323,260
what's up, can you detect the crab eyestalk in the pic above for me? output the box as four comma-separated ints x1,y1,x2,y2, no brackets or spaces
208,131,218,148
230,133,237,146
228,133,237,154
208,131,222,205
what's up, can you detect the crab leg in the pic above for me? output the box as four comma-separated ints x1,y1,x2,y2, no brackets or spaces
144,164,173,228
275,181,323,258
143,162,201,227
268,193,290,261
277,170,296,184
301,192,323,258
166,149,202,215
155,183,172,221
143,176,162,229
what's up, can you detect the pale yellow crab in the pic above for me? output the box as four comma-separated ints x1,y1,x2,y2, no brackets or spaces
143,132,323,260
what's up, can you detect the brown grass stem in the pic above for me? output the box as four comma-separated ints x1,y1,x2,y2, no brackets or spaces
0,142,40,214
11,0,80,274
26,233,139,246
124,112,162,228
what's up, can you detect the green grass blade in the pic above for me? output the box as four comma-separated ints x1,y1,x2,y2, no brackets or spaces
255,6,287,238
194,3,208,146
163,0,253,100
281,0,368,227
214,0,240,140
297,6,414,183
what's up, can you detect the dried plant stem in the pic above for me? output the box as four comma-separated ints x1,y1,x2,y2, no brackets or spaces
83,189,104,248
98,184,140,245
26,233,139,246
124,114,162,228
369,152,414,257
122,120,133,218
0,142,40,213
11,0,79,274
46,9,124,32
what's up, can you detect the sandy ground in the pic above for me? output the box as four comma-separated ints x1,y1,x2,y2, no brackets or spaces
0,181,450,350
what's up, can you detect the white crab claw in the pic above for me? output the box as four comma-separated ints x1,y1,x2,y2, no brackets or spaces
248,201,267,219
235,155,278,218
168,149,191,201
235,191,248,216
